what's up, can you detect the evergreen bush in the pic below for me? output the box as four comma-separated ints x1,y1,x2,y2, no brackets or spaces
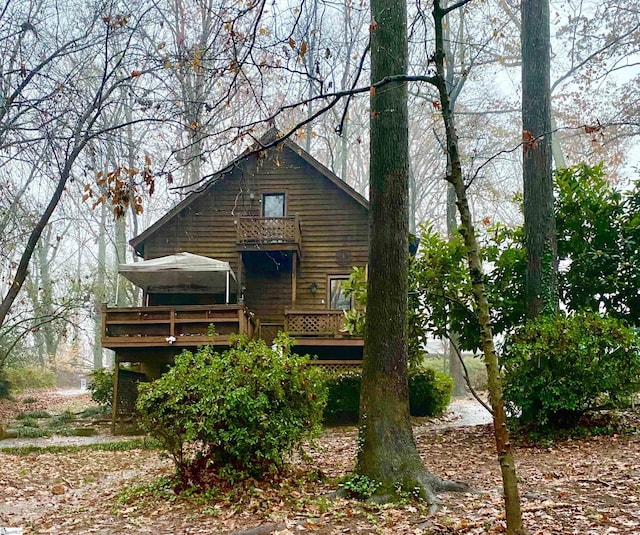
88,368,114,408
502,312,640,429
408,368,454,416
324,367,453,423
136,334,326,490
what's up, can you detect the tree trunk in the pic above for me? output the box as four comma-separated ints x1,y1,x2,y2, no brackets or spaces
432,1,525,532
93,201,108,370
356,0,464,505
447,177,465,398
521,0,557,318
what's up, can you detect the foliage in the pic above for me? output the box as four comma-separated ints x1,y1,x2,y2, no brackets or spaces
502,312,640,428
408,368,453,417
341,232,472,366
407,165,640,357
341,267,367,337
339,474,382,499
1,366,56,394
324,373,362,424
15,411,51,420
88,368,114,408
136,334,327,489
324,368,453,423
556,164,640,324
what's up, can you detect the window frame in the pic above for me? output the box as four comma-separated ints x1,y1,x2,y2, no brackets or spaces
261,192,286,218
327,275,353,311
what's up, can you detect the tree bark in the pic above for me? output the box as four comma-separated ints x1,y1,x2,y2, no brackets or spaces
521,0,558,318
356,0,464,505
432,1,525,532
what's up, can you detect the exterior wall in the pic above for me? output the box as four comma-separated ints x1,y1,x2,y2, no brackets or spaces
136,144,369,324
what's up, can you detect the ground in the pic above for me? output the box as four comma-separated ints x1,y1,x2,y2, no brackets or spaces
1,391,639,534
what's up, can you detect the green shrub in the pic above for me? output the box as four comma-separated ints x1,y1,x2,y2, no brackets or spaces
324,373,361,424
502,312,640,429
87,368,114,408
324,368,453,423
409,368,453,417
2,367,56,393
136,334,327,490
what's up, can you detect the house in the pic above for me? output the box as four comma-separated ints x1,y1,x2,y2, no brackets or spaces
101,130,369,430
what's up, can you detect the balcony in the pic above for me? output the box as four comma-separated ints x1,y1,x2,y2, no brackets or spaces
101,304,255,349
236,216,301,255
284,309,364,347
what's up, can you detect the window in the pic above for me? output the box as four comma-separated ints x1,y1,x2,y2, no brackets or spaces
329,277,352,310
262,193,285,217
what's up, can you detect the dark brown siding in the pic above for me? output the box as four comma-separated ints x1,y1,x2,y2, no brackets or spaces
137,145,369,324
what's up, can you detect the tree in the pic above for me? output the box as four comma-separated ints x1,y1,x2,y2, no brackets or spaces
0,1,157,350
430,0,524,531
521,0,557,318
355,0,464,504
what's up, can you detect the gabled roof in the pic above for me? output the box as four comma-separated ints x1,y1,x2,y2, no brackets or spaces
130,130,369,255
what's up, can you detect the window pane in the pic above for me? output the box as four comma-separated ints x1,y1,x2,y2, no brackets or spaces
330,278,351,310
263,193,285,217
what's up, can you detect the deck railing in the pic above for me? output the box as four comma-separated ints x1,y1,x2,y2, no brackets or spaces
284,309,349,336
237,216,301,245
102,304,253,348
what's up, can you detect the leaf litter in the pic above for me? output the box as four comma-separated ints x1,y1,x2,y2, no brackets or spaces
1,391,639,534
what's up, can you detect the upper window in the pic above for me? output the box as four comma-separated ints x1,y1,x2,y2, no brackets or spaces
262,193,285,217
329,277,352,310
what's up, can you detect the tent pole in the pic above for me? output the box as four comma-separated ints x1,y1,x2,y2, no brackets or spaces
115,274,120,306
226,271,230,304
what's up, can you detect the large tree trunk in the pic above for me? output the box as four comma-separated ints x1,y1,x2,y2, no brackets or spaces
432,1,524,532
356,0,462,505
521,0,557,318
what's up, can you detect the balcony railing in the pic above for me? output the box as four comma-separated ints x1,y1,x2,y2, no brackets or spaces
101,304,254,348
285,309,352,337
237,216,301,248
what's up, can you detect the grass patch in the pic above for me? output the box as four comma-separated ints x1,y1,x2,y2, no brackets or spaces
79,406,109,419
115,476,176,508
0,437,161,455
16,416,39,428
16,426,49,438
15,410,51,420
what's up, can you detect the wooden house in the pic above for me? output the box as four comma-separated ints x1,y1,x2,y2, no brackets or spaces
101,130,369,430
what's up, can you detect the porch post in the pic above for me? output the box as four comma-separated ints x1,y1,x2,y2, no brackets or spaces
236,253,243,302
110,356,121,435
291,251,297,307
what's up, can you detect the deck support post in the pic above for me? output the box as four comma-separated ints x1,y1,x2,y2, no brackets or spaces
110,356,121,435
292,251,297,307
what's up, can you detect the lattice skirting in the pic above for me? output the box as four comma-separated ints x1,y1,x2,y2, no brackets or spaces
115,369,148,417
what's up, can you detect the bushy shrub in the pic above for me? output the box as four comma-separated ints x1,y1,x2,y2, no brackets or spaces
502,312,640,429
409,368,453,417
88,368,114,408
324,367,453,423
324,373,361,424
2,366,56,393
136,334,327,490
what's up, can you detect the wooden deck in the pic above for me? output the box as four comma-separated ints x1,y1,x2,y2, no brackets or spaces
102,304,254,348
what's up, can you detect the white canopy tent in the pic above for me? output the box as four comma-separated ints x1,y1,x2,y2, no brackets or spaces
118,252,236,304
